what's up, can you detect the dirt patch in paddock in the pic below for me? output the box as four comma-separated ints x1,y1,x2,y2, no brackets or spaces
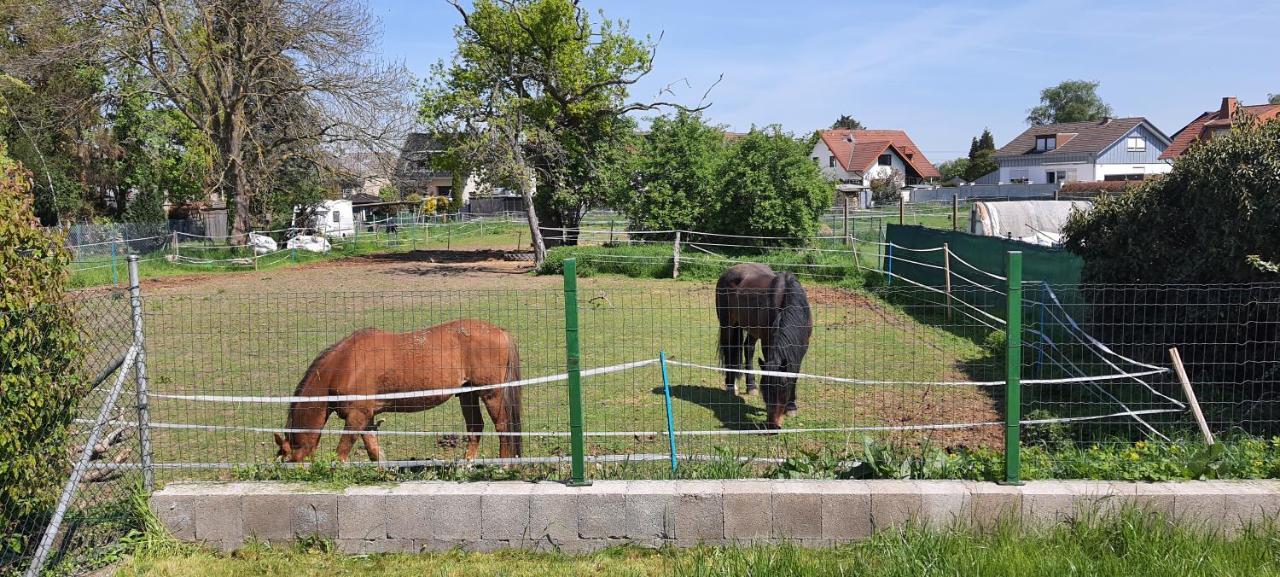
132,249,542,295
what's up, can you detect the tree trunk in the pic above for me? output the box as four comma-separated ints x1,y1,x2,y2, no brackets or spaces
220,107,251,245
515,161,546,266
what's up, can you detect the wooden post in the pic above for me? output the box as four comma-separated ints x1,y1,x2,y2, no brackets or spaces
952,194,959,231
515,230,523,251
898,197,904,225
170,231,178,259
1169,347,1214,445
850,234,860,271
672,230,681,279
842,196,850,245
609,220,615,244
943,243,952,321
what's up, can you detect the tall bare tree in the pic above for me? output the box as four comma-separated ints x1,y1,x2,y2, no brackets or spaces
104,0,412,240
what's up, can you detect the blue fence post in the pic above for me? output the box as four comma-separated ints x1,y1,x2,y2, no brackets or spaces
659,351,678,475
886,244,894,286
111,240,119,287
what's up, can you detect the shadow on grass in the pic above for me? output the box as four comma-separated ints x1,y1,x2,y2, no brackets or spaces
654,384,767,431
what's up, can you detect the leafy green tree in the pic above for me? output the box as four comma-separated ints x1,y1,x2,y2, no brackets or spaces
831,115,865,130
622,111,726,234
0,145,82,566
420,0,703,264
1026,80,1113,125
937,158,970,183
1270,93,1280,105
111,78,212,223
705,127,833,244
963,128,998,182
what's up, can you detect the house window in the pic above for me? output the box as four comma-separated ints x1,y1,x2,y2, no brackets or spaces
877,154,892,166
1126,136,1146,151
1103,174,1146,182
437,185,452,197
828,156,836,168
1010,169,1029,184
332,211,340,223
1035,136,1056,152
1046,170,1077,184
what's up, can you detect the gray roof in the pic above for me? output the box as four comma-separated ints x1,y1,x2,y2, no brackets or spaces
994,118,1166,159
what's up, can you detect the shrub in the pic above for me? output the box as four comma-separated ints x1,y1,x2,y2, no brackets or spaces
1062,119,1280,432
1063,118,1280,284
0,148,83,567
704,127,833,245
622,111,725,235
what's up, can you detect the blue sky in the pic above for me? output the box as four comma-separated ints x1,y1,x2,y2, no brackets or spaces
368,0,1280,162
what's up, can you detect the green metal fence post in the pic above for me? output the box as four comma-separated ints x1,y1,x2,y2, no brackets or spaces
1003,250,1023,485
563,258,589,486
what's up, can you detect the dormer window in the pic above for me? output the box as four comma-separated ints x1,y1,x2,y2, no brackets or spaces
877,154,892,166
829,156,836,168
1035,135,1057,152
1126,136,1146,151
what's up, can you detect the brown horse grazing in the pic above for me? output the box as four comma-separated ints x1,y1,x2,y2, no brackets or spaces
716,263,813,429
273,319,522,462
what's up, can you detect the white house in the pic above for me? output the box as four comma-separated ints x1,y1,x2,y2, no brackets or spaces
294,199,355,237
993,117,1173,185
810,129,941,205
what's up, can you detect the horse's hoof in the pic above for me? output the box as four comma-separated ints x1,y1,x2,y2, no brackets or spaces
726,384,738,395
745,385,758,395
785,402,798,417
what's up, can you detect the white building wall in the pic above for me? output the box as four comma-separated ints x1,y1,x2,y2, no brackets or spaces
810,139,857,181
999,162,1094,184
862,150,909,183
1093,162,1172,180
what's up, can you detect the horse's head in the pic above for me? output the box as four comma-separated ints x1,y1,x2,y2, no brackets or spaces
758,355,797,430
273,431,319,462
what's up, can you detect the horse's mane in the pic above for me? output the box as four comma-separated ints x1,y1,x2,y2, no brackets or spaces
286,329,373,428
769,272,812,369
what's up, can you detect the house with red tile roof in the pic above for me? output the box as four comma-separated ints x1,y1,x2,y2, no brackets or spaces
1159,97,1280,160
810,129,940,192
993,117,1172,185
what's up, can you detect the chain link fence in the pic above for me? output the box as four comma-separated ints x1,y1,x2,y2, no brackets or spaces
2,288,147,577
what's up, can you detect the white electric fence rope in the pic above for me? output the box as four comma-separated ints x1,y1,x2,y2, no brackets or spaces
149,358,659,403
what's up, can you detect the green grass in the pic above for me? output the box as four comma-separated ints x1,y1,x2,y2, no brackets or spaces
114,511,1280,577
132,260,999,482
538,241,879,286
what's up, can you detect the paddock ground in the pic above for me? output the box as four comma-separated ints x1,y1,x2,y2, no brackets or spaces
86,248,1003,478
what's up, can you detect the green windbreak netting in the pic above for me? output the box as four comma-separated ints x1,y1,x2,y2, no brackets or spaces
882,224,1084,315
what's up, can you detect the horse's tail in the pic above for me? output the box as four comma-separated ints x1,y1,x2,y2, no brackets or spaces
503,333,523,456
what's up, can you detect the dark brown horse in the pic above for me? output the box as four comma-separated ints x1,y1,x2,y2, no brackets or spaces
716,263,813,429
273,319,522,462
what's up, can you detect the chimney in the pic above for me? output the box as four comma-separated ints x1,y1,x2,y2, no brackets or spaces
1220,96,1238,118
1100,117,1111,125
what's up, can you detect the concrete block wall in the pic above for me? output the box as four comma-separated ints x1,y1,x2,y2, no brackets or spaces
150,480,1280,554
